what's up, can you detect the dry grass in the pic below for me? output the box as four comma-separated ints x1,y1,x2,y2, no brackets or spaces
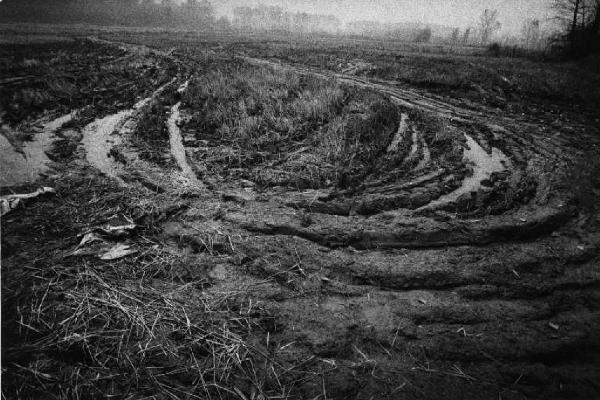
1,171,306,399
130,85,179,167
0,39,178,126
227,38,600,115
4,261,270,399
181,58,399,189
563,145,600,215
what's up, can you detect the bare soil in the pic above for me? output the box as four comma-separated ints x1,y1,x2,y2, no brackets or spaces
2,30,600,400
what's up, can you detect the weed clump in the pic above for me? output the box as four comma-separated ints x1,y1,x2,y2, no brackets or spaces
181,59,400,189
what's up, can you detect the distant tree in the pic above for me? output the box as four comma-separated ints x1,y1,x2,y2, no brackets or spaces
0,0,215,28
478,9,502,44
216,15,231,30
414,26,432,43
160,0,176,24
521,18,541,48
450,27,460,43
553,0,600,56
462,27,472,44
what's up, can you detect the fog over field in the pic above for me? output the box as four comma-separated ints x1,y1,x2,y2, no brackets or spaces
0,0,555,34
1,0,599,398
214,0,553,32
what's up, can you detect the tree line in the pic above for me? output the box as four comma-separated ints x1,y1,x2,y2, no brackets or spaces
553,0,600,57
232,5,341,34
0,0,215,28
1,1,597,57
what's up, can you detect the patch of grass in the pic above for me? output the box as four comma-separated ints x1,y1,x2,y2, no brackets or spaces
181,58,399,189
131,85,179,167
1,171,293,400
563,145,600,215
227,38,600,116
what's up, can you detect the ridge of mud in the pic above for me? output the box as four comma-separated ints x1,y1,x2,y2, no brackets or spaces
229,201,574,250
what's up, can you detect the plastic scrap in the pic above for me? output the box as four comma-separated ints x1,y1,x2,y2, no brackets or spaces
100,243,137,260
1,187,56,216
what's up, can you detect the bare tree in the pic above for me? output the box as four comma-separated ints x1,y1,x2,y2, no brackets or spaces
553,0,600,56
450,27,460,44
414,27,432,43
478,9,502,45
521,18,541,48
462,27,472,45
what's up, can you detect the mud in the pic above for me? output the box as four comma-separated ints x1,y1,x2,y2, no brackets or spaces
167,101,201,184
2,36,599,400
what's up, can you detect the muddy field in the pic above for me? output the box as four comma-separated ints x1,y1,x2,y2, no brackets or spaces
2,30,600,400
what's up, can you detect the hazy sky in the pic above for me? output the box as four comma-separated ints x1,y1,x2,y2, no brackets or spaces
214,0,554,33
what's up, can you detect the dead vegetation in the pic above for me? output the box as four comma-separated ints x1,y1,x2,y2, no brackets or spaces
0,39,178,127
181,58,402,189
131,84,180,167
1,171,298,400
226,38,600,117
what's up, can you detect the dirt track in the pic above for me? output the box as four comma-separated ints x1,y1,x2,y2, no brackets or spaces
2,38,599,399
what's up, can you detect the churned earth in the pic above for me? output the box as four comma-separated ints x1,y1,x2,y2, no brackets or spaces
1,32,599,400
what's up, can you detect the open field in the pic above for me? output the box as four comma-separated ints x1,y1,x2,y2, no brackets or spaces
2,25,600,400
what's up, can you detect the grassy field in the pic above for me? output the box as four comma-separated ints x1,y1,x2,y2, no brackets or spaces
223,38,600,117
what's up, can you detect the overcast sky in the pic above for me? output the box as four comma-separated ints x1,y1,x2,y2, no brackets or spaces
214,0,554,33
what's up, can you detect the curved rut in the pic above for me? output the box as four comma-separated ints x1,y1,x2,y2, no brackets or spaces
166,81,202,186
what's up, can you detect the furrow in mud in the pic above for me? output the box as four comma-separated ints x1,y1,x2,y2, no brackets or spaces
230,201,574,250
81,110,131,181
423,134,510,210
80,78,178,184
239,230,599,299
241,55,564,222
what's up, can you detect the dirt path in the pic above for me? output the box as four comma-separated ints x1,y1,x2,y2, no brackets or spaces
167,102,201,185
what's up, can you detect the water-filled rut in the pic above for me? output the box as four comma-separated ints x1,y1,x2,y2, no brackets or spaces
1,112,76,186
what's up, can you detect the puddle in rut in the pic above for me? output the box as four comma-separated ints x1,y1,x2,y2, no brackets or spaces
167,81,200,185
81,79,177,181
1,112,76,186
81,110,132,180
424,134,510,209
